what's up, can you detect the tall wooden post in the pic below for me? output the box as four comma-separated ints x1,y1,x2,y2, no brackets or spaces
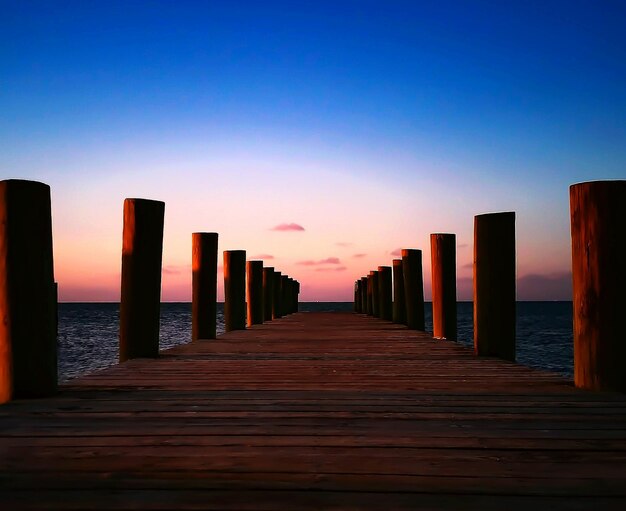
246,260,264,326
366,275,373,315
263,267,274,321
224,250,246,331
474,212,516,361
431,233,457,340
360,277,368,315
281,275,289,316
0,180,56,403
402,249,425,330
119,198,165,362
570,181,626,391
294,281,300,312
378,266,392,321
272,271,282,319
370,270,380,317
392,259,405,324
192,232,218,341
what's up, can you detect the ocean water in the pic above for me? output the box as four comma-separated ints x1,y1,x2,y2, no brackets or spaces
58,302,573,382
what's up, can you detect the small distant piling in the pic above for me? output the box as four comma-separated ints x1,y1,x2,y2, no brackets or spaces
263,267,275,321
392,259,405,324
224,250,246,331
0,179,57,403
570,181,626,392
246,260,264,326
473,212,516,361
402,249,425,330
430,233,457,340
377,266,393,321
360,277,368,315
119,198,165,362
192,232,218,341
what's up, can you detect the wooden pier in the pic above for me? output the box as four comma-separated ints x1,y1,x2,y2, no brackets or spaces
2,311,626,510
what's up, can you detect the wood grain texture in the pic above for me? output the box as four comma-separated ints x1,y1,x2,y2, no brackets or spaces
1,312,625,510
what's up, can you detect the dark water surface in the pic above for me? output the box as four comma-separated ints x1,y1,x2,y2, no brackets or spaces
58,301,573,382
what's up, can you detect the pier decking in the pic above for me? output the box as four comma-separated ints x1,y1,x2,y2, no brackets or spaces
1,312,626,510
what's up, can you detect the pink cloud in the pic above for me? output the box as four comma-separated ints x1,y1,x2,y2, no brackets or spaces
297,257,341,266
335,242,353,247
352,253,367,258
250,254,274,260
390,248,402,256
163,264,191,275
271,223,305,232
315,266,347,272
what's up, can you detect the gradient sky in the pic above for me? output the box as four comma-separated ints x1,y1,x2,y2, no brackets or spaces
2,1,625,301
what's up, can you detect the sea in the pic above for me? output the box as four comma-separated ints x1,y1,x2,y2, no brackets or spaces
58,302,573,382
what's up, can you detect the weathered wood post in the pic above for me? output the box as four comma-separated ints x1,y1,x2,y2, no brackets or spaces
272,271,282,319
263,267,275,321
402,249,425,330
224,250,246,331
392,259,406,324
119,198,165,362
0,179,56,403
294,281,300,312
192,232,218,341
570,181,626,391
474,212,516,361
370,270,380,317
281,275,290,315
354,281,359,312
246,260,264,326
360,277,368,315
430,233,457,340
378,266,393,321
366,275,373,315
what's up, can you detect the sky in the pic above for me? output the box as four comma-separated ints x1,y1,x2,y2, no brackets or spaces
2,0,625,301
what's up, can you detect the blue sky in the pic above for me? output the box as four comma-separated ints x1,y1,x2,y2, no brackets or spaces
2,1,625,300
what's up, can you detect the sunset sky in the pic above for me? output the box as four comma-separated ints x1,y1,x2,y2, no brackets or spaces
2,1,625,301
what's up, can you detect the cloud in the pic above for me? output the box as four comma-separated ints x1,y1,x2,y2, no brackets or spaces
517,272,572,301
352,253,367,258
270,223,305,232
250,254,274,260
390,248,402,256
315,266,347,272
297,257,341,266
458,243,469,249
335,242,353,247
163,264,191,275
462,262,473,269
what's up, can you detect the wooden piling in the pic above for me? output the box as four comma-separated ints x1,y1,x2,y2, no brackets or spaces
392,259,405,324
0,179,56,403
119,198,165,362
354,281,359,312
224,250,246,331
263,267,275,321
246,261,264,326
570,181,626,391
272,271,282,319
366,275,373,315
370,271,380,317
294,281,300,312
360,277,368,315
473,212,516,361
281,275,290,316
377,266,393,321
430,233,457,341
402,249,425,330
192,232,218,341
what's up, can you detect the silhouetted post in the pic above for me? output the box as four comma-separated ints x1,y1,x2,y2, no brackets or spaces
272,271,282,319
366,275,373,315
0,180,56,403
263,267,275,321
392,259,405,324
378,266,393,321
474,212,516,361
192,232,218,341
281,275,290,315
120,198,165,362
294,281,300,312
224,250,246,331
370,270,380,317
246,260,264,326
402,249,425,330
431,233,457,341
355,280,362,312
571,181,626,391
360,277,368,315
